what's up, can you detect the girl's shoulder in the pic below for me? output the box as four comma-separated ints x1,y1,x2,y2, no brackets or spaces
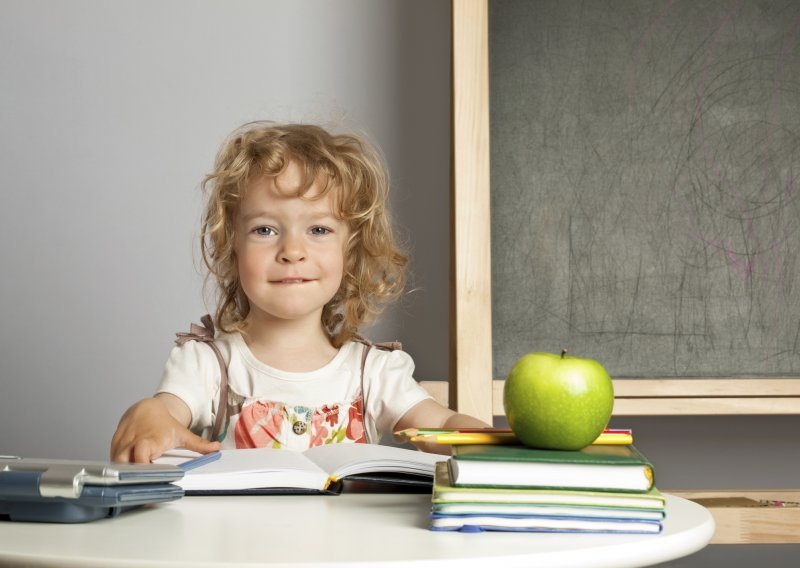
354,337,415,377
167,329,238,373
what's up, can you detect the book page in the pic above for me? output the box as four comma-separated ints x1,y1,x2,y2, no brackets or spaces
303,443,443,479
159,447,329,491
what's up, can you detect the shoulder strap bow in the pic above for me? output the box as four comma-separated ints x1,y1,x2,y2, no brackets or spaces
353,333,402,352
175,314,216,346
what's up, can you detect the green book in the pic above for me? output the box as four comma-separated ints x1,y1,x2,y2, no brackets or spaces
449,444,655,492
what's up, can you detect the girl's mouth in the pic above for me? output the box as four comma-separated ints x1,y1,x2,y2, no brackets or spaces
272,278,312,284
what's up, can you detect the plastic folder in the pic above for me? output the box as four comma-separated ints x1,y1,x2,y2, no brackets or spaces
0,456,185,523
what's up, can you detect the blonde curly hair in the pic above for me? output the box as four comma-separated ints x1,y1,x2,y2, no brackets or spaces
201,121,408,347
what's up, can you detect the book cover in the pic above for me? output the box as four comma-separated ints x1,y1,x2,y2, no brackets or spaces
432,462,665,511
449,444,655,492
155,444,443,494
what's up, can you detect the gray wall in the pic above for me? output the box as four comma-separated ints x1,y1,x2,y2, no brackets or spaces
1,1,797,565
0,0,451,460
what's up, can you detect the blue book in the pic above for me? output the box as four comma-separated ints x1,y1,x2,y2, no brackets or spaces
429,512,663,534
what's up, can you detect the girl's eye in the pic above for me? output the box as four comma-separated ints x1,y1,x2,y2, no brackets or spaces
254,226,275,236
310,226,331,236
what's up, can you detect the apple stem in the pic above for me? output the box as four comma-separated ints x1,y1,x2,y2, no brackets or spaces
561,349,568,359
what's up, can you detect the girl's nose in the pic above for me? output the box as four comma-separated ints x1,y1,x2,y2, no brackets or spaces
278,235,306,263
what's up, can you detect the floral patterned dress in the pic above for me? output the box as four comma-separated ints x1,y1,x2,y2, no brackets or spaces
229,387,368,450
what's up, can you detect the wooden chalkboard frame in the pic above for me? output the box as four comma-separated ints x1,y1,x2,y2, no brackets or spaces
416,0,800,424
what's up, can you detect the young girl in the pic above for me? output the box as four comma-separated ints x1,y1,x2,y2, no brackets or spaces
111,121,488,463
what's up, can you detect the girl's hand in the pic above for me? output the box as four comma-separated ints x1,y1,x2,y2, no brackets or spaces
110,394,220,463
394,399,491,455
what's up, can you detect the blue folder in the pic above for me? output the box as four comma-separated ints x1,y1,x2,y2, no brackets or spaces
0,456,185,523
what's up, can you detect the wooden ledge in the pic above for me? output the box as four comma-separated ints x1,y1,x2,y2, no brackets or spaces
667,489,800,544
419,379,800,416
612,378,800,415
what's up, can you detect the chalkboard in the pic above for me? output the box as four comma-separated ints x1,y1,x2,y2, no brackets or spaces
489,0,800,379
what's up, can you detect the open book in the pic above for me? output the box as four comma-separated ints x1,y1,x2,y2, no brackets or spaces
155,444,444,495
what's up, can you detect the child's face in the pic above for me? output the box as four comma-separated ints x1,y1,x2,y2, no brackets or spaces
235,161,348,327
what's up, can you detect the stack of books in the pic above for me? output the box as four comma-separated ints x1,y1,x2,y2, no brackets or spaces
425,430,665,534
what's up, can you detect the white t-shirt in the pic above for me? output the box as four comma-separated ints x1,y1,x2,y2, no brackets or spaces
156,333,432,450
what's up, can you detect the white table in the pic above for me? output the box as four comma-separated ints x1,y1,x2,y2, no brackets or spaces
0,493,713,567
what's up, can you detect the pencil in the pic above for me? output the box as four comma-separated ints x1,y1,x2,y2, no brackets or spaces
395,428,632,446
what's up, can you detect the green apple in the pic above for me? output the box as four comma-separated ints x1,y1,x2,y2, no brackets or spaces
503,350,614,450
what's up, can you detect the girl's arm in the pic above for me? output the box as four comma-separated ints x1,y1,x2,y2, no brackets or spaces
110,392,220,463
393,398,491,455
